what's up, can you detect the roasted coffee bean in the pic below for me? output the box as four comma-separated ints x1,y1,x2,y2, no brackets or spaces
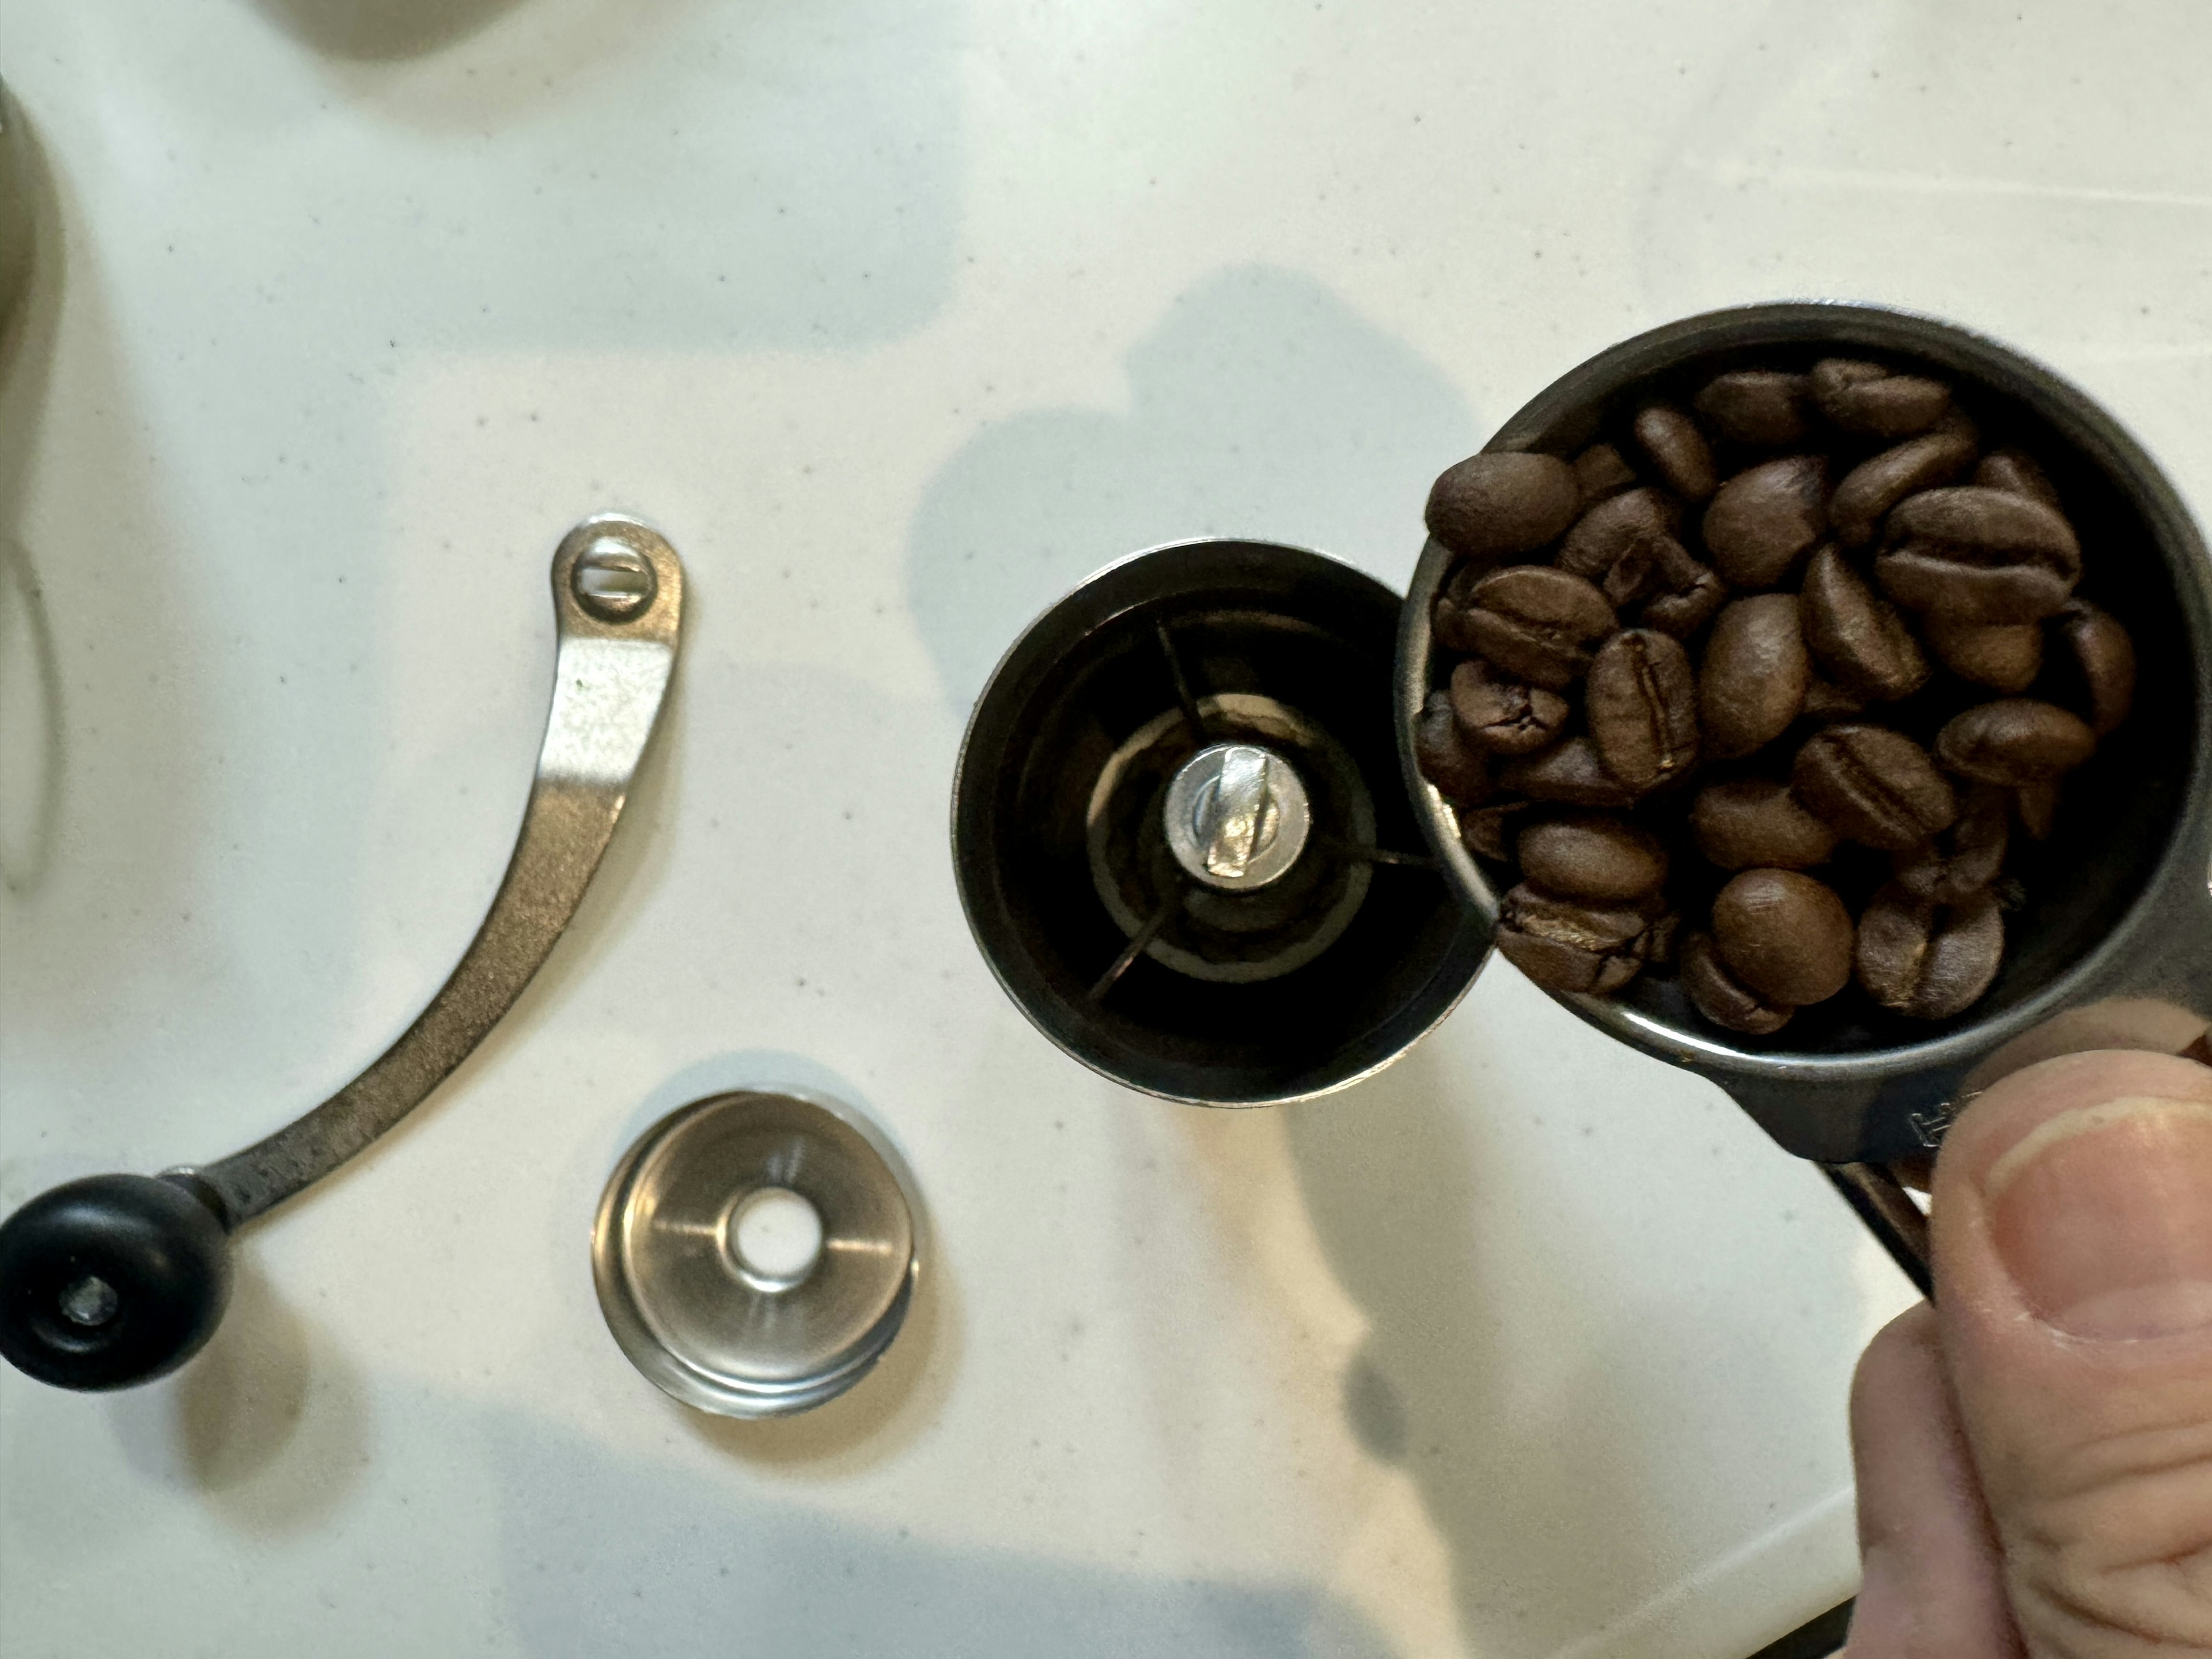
1924,618,2041,694
1711,869,1855,1006
1498,736,1641,807
1700,594,1809,759
1586,628,1700,790
1431,594,1482,654
1681,930,1793,1034
1792,724,1957,850
1692,370,1812,448
1856,884,2004,1019
1893,783,2010,903
1425,452,1582,566
1460,799,1535,862
1636,539,1729,638
1808,358,1952,438
1519,813,1669,902
1934,698,2096,786
2015,781,2061,842
1461,566,1617,688
1827,419,1979,546
1691,778,1838,870
1703,456,1827,589
1558,487,1680,606
1495,884,1652,995
2054,600,2137,736
1975,446,2061,510
1574,442,1638,505
1876,486,2081,623
1414,690,1491,801
1449,658,1571,755
1632,404,1717,502
1800,544,1929,702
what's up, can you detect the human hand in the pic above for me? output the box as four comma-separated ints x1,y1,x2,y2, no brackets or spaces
1848,1050,2212,1656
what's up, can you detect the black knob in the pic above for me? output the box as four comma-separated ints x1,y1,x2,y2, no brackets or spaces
0,1175,233,1390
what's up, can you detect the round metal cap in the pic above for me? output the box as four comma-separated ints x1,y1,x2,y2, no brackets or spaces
1162,743,1310,891
592,1090,921,1418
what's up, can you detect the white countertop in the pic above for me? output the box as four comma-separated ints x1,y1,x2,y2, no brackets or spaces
6,1,2206,1653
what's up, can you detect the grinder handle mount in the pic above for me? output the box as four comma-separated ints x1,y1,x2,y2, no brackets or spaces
0,516,684,1391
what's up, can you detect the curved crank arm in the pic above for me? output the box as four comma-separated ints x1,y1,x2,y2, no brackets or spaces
0,515,684,1390
202,518,683,1224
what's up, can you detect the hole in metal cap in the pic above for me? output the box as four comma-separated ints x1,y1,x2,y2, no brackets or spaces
725,1187,824,1290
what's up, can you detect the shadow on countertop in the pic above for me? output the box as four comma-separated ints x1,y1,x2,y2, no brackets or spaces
906,263,1478,710
248,0,529,60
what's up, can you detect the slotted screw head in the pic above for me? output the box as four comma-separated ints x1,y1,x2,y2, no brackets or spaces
572,538,658,622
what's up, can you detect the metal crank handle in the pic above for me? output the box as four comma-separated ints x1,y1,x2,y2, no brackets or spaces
0,516,684,1391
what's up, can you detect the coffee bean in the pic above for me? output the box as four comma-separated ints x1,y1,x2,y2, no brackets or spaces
1700,594,1809,759
1827,419,1979,546
2014,781,2061,842
1856,884,2004,1019
1934,698,2096,786
1632,404,1718,502
1498,736,1641,807
1636,540,1729,638
1495,883,1652,995
1586,628,1700,790
1809,359,1953,438
1574,442,1638,505
1460,800,1535,862
1974,447,2061,510
1461,566,1618,689
1801,544,1929,702
1893,783,2009,903
1414,690,1491,801
1924,618,2041,694
1691,778,1838,870
1426,452,1582,566
1703,456,1827,589
1693,370,1812,448
1449,658,1571,755
1711,868,1855,1005
1877,486,2082,623
2053,600,2137,736
1792,724,1957,850
1558,487,1680,606
1519,813,1669,902
1681,930,1793,1034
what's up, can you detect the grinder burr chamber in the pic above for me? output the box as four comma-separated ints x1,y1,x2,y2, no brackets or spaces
953,540,1490,1105
1400,303,2210,1244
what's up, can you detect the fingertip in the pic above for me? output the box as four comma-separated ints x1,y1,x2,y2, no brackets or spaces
1936,1049,2212,1200
1933,1050,2212,1342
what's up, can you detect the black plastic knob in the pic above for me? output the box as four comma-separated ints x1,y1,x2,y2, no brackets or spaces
0,1174,233,1390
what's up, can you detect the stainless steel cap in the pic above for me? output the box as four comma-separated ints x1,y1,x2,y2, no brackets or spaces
592,1090,922,1418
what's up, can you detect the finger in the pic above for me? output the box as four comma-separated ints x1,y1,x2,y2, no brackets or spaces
1844,1304,2021,1657
1931,1049,2212,1656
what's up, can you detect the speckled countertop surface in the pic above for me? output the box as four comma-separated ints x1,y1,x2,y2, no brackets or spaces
6,2,2206,1654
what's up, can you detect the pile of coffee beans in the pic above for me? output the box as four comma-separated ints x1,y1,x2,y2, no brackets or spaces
1415,358,2138,1036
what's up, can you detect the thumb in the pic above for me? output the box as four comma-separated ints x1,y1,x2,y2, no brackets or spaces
1932,1048,2212,1657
